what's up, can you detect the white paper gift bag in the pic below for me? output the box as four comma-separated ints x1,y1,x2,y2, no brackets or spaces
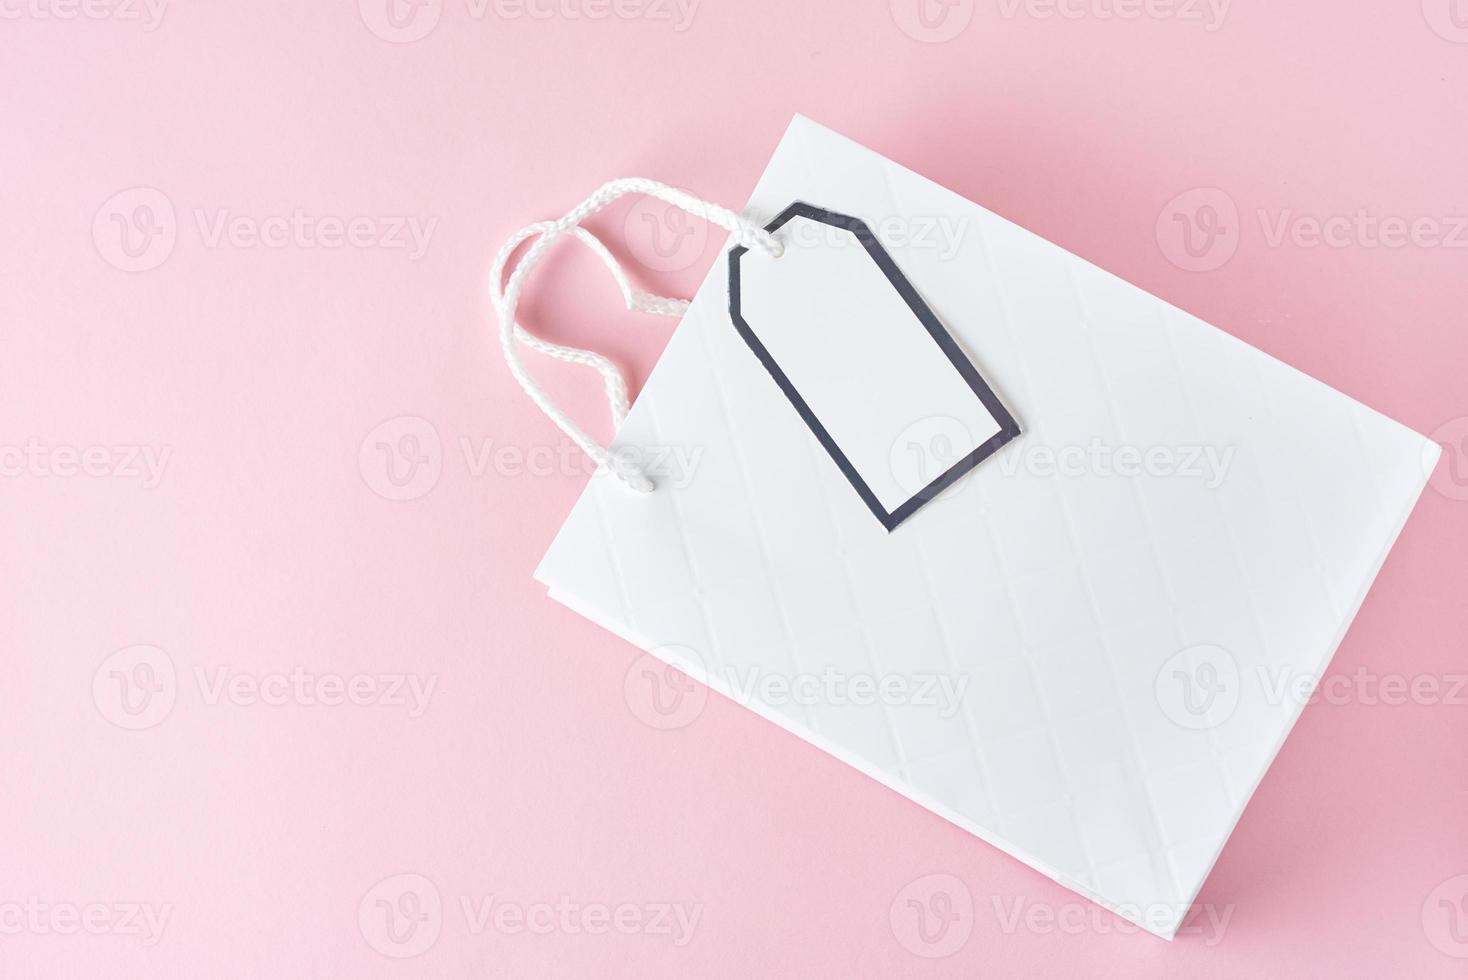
515,115,1440,939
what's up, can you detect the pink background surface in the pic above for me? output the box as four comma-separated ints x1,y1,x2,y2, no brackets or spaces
3,2,1467,976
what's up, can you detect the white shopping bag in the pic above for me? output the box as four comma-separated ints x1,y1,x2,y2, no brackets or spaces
531,114,1440,939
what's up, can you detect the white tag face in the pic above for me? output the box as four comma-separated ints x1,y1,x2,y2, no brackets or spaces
730,204,1018,529
535,116,1439,939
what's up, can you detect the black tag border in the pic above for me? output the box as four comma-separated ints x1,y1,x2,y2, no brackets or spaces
728,202,1021,532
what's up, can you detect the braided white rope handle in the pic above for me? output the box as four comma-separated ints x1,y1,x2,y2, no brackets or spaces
491,178,783,493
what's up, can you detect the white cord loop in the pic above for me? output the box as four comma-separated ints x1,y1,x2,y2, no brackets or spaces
490,178,781,493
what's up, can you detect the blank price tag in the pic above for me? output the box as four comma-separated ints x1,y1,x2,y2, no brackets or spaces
729,203,1019,530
